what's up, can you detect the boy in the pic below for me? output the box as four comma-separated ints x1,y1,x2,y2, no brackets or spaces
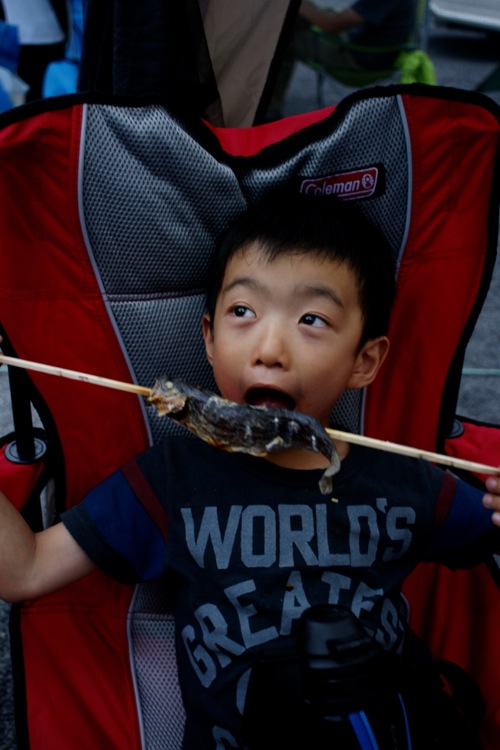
0,191,499,748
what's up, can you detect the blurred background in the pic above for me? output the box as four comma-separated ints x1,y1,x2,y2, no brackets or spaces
283,1,500,113
1,1,500,747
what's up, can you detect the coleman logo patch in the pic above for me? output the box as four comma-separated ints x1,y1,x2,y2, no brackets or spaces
300,167,380,200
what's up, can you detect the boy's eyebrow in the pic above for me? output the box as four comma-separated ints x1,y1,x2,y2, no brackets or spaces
222,277,344,308
221,276,260,295
296,283,344,309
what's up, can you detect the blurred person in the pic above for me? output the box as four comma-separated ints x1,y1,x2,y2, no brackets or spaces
269,0,417,117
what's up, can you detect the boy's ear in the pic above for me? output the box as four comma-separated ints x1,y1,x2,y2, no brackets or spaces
202,314,214,366
346,336,390,390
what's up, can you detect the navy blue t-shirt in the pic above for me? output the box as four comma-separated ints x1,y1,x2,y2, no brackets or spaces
62,436,497,749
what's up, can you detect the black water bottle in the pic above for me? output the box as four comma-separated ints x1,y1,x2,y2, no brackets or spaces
299,605,407,749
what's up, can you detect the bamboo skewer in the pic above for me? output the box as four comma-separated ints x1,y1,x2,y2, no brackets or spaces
0,354,498,476
0,354,151,397
324,428,499,476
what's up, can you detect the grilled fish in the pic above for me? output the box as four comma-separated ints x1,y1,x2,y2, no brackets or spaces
148,377,340,494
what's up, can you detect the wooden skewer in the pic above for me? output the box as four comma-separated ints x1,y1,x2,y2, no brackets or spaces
0,353,498,476
324,427,499,476
0,354,151,397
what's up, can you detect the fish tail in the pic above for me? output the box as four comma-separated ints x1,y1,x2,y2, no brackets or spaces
318,447,341,494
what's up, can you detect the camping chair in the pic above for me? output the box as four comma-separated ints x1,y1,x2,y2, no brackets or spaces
0,83,499,749
309,0,436,107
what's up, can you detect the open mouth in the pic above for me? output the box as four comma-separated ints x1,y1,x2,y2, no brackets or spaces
246,387,296,411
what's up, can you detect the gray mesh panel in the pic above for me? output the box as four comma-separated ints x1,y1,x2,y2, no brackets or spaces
109,294,215,444
240,96,408,260
83,104,245,295
129,582,185,750
331,389,364,433
80,95,410,748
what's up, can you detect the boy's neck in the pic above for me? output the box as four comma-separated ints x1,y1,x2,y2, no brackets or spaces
264,439,349,471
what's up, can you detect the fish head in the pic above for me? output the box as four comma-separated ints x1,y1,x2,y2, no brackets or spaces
148,377,188,416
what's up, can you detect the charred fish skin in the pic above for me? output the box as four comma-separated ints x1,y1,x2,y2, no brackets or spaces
202,397,341,494
148,377,340,493
200,397,332,458
150,378,333,458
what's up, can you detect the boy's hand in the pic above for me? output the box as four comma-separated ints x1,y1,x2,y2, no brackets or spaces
483,475,500,526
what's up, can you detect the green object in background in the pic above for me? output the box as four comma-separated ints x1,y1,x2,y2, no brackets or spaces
397,49,437,85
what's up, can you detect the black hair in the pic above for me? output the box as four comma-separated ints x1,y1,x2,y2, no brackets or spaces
206,188,396,345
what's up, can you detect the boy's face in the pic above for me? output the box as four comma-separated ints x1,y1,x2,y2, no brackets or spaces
203,243,389,427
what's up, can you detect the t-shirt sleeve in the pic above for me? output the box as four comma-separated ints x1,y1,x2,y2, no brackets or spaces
61,458,169,584
424,472,500,567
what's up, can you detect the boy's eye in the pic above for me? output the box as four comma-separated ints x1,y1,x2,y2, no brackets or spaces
300,313,327,327
232,304,255,318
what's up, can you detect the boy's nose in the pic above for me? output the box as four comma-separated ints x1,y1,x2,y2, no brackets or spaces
252,324,290,369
